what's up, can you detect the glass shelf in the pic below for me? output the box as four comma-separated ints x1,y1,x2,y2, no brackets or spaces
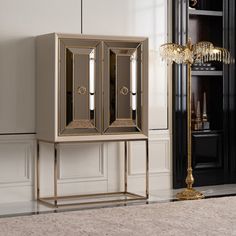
192,130,223,134
191,71,223,76
189,9,223,17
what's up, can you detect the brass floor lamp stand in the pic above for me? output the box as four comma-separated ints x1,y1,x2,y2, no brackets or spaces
160,39,231,201
176,63,204,200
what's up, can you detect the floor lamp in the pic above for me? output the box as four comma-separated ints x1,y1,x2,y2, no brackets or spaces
160,39,231,200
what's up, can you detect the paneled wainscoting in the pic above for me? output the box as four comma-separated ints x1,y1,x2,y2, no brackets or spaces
0,131,171,203
0,135,35,203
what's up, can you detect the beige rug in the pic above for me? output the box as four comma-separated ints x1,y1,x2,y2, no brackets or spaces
0,197,236,236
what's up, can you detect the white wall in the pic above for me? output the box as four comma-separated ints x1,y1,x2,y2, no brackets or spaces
83,0,168,129
83,0,172,193
0,0,82,133
0,0,171,203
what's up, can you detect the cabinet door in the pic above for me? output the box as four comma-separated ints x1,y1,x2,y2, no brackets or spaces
103,40,147,134
59,38,102,135
83,0,168,129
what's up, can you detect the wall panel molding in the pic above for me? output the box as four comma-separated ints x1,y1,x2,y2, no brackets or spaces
0,135,35,202
128,131,171,176
126,130,172,192
0,144,31,184
58,143,108,184
0,135,35,187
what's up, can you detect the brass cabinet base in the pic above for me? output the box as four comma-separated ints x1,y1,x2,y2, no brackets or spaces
36,139,149,208
38,192,147,208
176,188,205,200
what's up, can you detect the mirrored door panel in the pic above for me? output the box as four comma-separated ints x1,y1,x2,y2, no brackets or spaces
103,41,143,134
59,39,102,135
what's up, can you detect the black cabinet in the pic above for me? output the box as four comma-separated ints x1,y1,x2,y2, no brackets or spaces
172,0,236,188
192,131,223,170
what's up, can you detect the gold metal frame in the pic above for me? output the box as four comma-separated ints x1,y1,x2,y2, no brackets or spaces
36,139,149,208
175,63,204,200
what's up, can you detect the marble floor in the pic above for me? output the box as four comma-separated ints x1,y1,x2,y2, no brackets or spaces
149,184,236,201
1,184,236,218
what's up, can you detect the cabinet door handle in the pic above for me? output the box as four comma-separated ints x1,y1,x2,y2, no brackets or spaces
120,86,129,96
77,86,87,95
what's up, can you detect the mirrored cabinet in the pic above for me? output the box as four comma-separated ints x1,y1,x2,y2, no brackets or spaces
36,33,148,142
36,33,149,207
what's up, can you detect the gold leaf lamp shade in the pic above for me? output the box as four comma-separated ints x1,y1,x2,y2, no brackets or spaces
160,39,231,65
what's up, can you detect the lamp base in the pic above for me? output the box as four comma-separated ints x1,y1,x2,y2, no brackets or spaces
176,188,204,200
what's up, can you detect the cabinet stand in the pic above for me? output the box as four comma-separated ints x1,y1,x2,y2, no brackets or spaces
36,139,149,208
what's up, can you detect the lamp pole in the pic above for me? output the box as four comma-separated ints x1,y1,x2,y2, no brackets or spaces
175,64,205,200
186,62,194,189
176,41,204,200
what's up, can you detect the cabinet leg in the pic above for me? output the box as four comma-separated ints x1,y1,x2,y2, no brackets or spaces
146,139,149,199
54,143,58,207
124,141,128,193
36,141,40,200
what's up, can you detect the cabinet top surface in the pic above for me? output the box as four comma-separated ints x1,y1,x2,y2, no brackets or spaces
38,32,148,42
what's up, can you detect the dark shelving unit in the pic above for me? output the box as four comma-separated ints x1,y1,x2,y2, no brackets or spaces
172,0,236,188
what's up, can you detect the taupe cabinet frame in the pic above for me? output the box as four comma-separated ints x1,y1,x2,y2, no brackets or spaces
36,33,148,142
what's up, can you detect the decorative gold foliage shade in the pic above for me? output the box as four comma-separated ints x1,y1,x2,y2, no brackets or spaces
160,40,231,65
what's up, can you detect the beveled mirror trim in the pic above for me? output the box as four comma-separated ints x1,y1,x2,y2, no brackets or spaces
58,38,102,136
103,41,144,134
57,35,148,137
